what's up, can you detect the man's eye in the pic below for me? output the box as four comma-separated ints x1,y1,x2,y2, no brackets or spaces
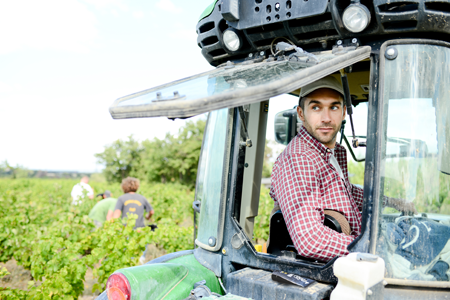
331,106,339,111
312,106,319,111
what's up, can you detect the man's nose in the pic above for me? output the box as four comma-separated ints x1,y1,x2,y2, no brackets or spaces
321,108,332,123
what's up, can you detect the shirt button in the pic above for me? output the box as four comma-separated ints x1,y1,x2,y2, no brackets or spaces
327,149,331,152
321,153,324,156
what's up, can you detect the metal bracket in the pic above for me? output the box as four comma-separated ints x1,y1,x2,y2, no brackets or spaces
238,106,252,148
366,280,385,300
222,0,239,21
332,38,360,55
356,253,379,263
153,91,185,102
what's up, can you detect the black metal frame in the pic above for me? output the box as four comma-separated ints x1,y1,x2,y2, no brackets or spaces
346,46,381,254
219,108,338,285
197,0,450,67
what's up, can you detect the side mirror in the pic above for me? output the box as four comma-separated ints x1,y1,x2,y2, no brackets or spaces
274,109,298,145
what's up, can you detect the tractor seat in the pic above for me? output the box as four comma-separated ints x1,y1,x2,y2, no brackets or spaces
266,210,296,256
266,209,344,264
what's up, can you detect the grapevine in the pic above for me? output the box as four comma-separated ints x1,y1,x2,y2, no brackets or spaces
0,178,195,299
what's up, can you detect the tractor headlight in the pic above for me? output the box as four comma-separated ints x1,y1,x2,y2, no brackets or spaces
342,3,371,33
223,29,242,52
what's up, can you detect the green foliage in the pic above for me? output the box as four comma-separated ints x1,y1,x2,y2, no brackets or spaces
96,119,206,187
262,141,274,178
94,136,144,183
382,157,450,214
348,160,365,186
0,178,194,299
0,160,31,179
253,187,272,242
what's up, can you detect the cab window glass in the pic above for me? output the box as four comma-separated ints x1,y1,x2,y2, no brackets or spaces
196,108,229,247
376,44,450,283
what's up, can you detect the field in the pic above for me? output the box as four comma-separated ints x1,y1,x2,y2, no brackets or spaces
0,178,196,299
0,161,367,299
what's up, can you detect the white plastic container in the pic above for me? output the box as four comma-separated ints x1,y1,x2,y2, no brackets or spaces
330,253,385,300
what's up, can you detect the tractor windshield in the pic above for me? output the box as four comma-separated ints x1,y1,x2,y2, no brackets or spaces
376,43,450,284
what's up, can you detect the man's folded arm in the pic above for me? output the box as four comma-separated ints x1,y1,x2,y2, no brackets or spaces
274,154,355,262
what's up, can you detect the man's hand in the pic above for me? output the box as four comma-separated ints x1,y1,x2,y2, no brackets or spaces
385,197,418,214
112,209,121,219
106,210,114,221
145,210,155,220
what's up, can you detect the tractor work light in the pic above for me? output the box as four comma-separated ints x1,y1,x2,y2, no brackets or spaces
107,273,131,300
342,3,371,33
223,29,242,52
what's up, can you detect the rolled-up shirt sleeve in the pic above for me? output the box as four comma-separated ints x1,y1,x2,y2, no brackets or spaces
272,153,355,261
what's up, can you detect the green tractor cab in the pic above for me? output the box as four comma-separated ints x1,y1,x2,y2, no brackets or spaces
98,0,450,299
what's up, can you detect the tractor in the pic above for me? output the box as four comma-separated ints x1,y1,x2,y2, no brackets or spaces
97,0,450,299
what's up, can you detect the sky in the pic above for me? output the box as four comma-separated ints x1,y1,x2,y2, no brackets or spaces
0,0,305,173
0,0,217,172
0,0,366,173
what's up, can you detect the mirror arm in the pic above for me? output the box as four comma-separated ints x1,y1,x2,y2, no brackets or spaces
342,134,365,162
238,106,253,147
340,69,362,149
340,120,346,145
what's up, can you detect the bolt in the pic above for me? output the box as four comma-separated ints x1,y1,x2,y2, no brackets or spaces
337,40,342,45
387,48,395,56
367,289,373,296
249,53,253,58
260,51,265,56
352,38,357,44
173,91,179,97
222,248,227,255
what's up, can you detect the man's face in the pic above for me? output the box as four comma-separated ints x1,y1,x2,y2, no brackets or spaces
297,88,346,148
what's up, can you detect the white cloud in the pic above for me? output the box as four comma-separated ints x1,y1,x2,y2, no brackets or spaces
0,81,21,93
81,0,128,11
171,29,197,42
156,0,182,14
0,0,98,54
133,11,144,19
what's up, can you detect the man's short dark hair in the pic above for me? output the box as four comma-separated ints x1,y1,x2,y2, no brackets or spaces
298,96,307,111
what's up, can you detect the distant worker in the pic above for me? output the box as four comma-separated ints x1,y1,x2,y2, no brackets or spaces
112,177,154,229
88,190,117,228
71,176,94,205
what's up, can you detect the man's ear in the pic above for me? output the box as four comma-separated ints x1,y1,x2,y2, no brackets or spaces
297,106,305,122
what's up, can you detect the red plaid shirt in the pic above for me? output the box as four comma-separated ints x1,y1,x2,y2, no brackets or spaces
270,126,364,261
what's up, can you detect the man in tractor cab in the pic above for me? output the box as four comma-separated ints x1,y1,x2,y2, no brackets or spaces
270,76,416,262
